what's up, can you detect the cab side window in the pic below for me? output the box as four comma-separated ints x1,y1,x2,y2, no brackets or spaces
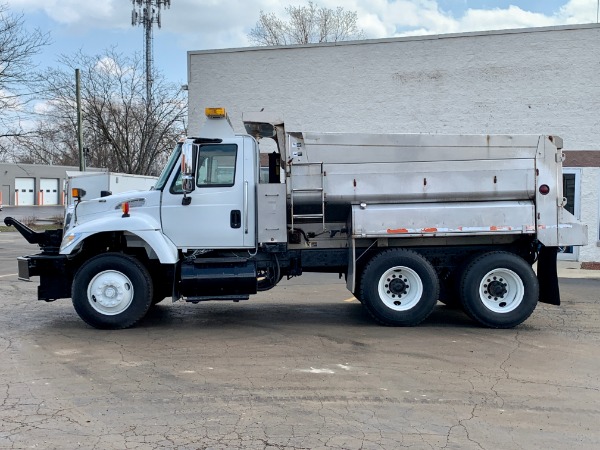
170,168,183,194
197,144,237,187
169,144,238,194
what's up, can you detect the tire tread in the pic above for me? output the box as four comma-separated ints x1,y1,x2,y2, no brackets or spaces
360,249,439,326
72,253,153,329
459,251,538,328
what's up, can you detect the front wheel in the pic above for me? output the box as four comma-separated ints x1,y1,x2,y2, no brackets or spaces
360,249,439,326
459,252,539,328
72,253,153,329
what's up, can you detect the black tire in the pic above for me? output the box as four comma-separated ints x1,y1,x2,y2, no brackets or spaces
459,251,538,328
360,249,439,326
72,253,153,329
352,291,363,303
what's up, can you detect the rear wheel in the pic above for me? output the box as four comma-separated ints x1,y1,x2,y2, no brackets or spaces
360,249,439,326
459,252,538,328
72,253,153,329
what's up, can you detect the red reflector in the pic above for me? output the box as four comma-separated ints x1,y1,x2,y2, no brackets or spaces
539,184,550,195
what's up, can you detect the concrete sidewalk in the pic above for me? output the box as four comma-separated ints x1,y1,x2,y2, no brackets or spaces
556,260,600,279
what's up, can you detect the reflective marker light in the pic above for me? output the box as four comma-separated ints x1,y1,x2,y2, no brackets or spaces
122,202,130,217
539,184,550,195
205,107,226,118
72,188,86,199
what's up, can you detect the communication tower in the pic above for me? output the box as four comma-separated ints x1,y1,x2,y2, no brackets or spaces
131,0,172,107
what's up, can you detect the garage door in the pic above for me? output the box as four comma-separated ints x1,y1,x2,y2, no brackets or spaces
39,178,59,205
15,178,35,206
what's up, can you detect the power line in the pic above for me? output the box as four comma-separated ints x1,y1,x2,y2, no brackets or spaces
131,0,172,108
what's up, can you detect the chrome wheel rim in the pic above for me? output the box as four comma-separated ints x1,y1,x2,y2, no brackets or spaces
378,266,424,311
87,270,134,315
478,268,524,313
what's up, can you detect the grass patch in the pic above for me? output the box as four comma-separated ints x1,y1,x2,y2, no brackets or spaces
0,224,62,233
1,214,64,233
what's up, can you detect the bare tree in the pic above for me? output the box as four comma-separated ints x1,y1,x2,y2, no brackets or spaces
248,1,365,46
12,119,78,166
14,49,187,175
0,3,49,158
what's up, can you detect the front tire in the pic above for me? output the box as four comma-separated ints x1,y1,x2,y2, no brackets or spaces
459,252,538,328
360,249,439,326
72,253,153,329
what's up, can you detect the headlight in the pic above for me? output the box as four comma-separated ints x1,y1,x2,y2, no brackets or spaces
60,232,82,251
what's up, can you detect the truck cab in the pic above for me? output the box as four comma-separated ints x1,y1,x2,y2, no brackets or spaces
159,131,258,250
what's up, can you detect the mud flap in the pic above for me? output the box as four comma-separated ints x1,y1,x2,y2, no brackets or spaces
537,246,560,306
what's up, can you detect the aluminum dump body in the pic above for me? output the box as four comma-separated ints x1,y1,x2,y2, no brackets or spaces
287,133,541,204
282,132,586,247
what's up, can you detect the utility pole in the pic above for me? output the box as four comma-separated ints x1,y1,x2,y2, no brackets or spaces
75,68,85,172
131,0,171,108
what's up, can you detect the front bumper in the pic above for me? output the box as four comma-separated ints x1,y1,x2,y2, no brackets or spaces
17,254,72,301
17,257,33,281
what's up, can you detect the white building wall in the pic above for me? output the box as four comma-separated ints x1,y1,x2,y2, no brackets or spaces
188,24,600,263
188,24,600,146
579,168,600,263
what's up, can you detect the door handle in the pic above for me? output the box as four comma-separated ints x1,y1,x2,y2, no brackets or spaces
230,210,241,229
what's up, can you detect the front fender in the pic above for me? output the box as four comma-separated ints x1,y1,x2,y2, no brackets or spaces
60,215,178,264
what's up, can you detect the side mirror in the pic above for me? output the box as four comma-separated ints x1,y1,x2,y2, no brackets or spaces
181,142,196,178
182,175,194,194
180,142,196,203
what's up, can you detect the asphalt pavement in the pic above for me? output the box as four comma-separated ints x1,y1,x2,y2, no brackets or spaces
0,232,599,449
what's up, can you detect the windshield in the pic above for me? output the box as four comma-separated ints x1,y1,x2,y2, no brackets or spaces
153,142,182,191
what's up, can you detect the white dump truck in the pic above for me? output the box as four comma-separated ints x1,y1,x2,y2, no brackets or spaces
5,107,587,329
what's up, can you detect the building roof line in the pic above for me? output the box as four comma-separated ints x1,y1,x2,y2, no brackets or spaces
188,23,600,56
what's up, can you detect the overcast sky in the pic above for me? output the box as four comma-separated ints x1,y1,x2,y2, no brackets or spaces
5,0,600,85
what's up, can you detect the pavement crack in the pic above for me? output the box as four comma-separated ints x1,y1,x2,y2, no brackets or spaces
490,330,521,408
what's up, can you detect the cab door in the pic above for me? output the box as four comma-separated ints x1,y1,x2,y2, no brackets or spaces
160,137,257,249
